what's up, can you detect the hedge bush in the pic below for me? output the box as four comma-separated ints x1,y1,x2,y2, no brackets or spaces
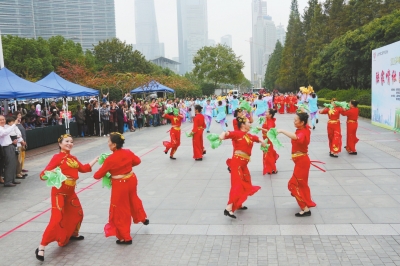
317,98,371,119
316,88,371,106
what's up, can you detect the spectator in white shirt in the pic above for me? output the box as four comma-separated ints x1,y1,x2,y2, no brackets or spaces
0,115,19,187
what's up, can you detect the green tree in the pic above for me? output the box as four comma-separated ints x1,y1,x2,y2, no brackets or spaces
93,38,154,74
2,35,53,80
192,44,245,88
305,2,326,84
309,9,400,89
47,36,84,69
264,40,283,90
277,0,306,91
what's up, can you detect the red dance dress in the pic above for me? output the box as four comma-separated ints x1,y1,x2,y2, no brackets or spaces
320,107,343,154
290,96,298,113
163,114,183,157
342,107,359,153
225,131,261,212
277,96,285,114
94,149,147,241
284,96,290,113
262,118,279,175
288,127,316,209
192,113,206,159
40,152,92,246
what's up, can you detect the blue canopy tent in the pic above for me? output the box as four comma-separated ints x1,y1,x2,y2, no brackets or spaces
0,67,60,99
36,72,99,134
36,72,98,97
131,80,175,95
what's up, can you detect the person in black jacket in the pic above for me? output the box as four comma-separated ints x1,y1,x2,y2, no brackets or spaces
92,101,100,136
85,104,94,136
116,103,124,134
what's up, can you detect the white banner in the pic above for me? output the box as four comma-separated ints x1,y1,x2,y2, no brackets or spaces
371,41,400,131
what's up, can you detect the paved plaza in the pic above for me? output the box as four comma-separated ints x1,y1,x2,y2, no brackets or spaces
1,113,400,265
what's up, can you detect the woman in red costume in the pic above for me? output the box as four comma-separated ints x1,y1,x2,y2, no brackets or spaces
342,100,359,155
319,98,343,157
35,134,98,261
219,117,267,219
278,94,285,114
291,94,298,113
258,109,279,175
191,105,206,161
93,132,149,245
277,112,316,217
162,108,184,159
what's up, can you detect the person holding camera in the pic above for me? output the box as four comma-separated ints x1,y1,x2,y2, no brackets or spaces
13,112,28,179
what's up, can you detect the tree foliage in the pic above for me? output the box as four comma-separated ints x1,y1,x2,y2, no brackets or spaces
2,35,202,97
93,38,154,74
264,41,283,90
309,9,400,89
277,0,306,91
192,44,245,87
264,0,400,91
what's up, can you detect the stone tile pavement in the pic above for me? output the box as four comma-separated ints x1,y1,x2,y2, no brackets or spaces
1,112,400,265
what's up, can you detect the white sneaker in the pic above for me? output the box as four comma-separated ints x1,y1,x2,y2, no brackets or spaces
103,135,106,137
107,134,110,137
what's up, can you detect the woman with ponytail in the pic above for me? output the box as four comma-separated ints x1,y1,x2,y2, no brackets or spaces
277,112,316,217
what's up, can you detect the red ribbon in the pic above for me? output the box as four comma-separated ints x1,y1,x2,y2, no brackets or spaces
310,160,326,172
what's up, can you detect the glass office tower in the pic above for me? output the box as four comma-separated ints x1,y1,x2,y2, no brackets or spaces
177,0,208,75
0,0,116,50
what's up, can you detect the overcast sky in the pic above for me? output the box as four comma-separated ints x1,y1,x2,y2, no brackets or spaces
115,0,310,79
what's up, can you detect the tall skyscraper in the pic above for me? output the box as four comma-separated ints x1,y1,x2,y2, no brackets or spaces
221,35,232,48
251,0,268,86
250,0,279,87
0,0,116,50
276,24,286,45
177,0,208,75
134,0,164,60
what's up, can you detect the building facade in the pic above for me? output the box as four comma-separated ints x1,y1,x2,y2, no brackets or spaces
151,57,180,74
276,23,286,46
0,0,116,50
221,35,232,48
134,0,164,60
177,0,208,75
250,0,285,87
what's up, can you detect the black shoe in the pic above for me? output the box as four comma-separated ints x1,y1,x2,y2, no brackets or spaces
239,206,248,210
329,153,338,158
295,210,311,217
313,126,315,130
195,158,203,161
316,119,319,124
142,219,149,225
203,150,206,155
344,146,347,149
349,152,358,155
272,170,278,174
70,235,84,240
35,248,44,261
116,240,132,245
16,176,25,179
4,183,16,187
225,123,228,127
12,181,21,184
170,157,176,160
227,167,231,173
207,131,210,133
224,209,236,219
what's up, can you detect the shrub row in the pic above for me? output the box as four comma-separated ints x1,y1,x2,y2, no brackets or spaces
316,88,371,106
317,98,371,119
